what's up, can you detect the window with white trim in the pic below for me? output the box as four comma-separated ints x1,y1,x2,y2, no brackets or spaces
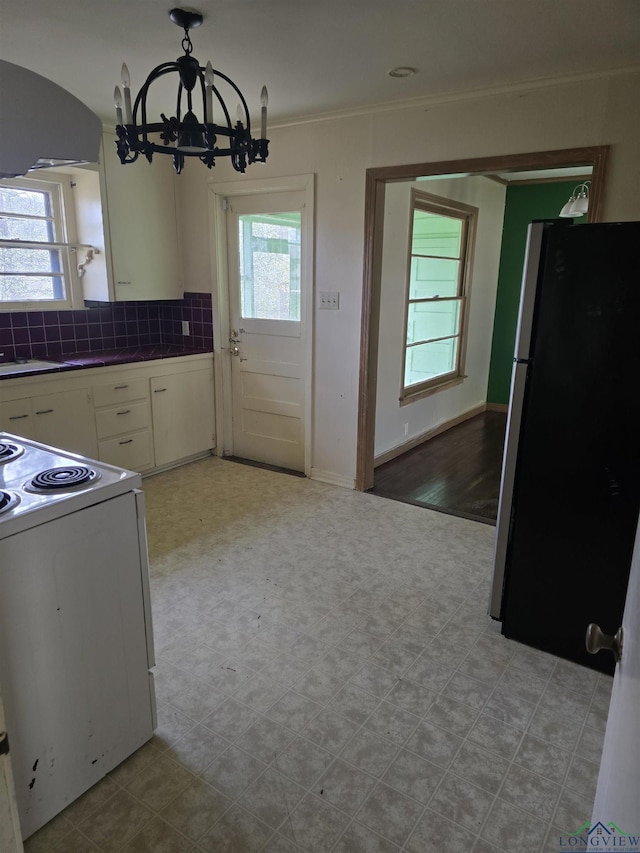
0,172,82,310
401,190,476,400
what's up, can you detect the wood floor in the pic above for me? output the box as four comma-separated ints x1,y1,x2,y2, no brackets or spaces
369,411,507,525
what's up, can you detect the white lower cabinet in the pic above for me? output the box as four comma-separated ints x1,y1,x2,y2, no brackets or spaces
1,398,38,440
1,389,93,457
93,377,154,472
150,368,215,468
0,354,215,474
31,389,94,457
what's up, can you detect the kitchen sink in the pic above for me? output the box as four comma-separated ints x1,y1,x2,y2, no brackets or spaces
0,359,62,375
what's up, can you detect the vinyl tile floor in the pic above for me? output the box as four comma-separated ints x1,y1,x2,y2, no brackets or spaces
24,456,610,853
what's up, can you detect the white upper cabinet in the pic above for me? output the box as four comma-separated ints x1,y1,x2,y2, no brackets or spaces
76,132,183,302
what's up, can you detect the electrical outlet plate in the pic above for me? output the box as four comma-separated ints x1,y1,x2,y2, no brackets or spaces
319,291,340,310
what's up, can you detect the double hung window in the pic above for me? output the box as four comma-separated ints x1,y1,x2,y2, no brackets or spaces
402,190,476,400
0,172,81,310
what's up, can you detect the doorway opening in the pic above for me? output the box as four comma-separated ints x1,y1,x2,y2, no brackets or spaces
355,147,609,520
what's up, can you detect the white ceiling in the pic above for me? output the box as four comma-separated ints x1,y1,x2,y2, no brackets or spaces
1,0,640,126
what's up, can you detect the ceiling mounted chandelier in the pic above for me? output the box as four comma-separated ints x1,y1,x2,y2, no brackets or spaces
113,7,269,175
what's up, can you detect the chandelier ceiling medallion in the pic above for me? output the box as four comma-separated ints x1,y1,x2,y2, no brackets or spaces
114,7,269,174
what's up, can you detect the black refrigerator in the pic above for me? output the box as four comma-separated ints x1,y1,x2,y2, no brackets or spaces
490,220,640,675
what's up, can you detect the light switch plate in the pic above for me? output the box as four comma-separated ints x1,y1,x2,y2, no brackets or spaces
182,320,190,335
319,291,340,310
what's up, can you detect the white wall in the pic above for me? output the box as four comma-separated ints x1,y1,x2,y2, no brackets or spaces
374,176,506,458
175,69,640,486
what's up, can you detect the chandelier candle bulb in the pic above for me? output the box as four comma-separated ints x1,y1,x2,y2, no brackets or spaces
114,86,123,125
260,85,268,139
204,61,214,124
121,63,133,124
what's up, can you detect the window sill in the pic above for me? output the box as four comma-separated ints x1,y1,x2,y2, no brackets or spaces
399,374,467,406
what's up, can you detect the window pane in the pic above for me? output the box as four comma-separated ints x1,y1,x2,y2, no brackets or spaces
0,274,64,301
412,209,462,258
0,187,51,218
409,256,460,299
407,299,461,345
0,215,54,242
239,212,301,321
0,246,62,274
405,338,459,388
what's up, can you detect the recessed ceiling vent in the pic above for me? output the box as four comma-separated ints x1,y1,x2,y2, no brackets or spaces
0,60,102,178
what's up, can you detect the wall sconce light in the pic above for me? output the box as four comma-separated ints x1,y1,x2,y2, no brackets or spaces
559,181,591,218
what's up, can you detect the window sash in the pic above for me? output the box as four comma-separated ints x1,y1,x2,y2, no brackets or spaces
401,195,473,397
0,173,80,310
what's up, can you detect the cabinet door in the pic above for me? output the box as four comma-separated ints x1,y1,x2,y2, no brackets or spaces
30,389,95,457
101,132,182,302
0,398,37,440
150,369,215,467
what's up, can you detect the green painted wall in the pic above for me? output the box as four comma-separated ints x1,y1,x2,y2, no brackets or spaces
486,181,586,405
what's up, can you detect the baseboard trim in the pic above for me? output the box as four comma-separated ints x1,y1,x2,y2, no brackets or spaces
310,468,355,489
486,402,509,413
374,402,487,468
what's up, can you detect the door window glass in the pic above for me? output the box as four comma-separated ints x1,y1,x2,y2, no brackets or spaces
238,211,301,321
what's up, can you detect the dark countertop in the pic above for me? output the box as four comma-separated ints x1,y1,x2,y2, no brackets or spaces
0,344,213,380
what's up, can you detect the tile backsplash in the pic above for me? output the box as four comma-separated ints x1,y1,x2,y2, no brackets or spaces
0,292,213,361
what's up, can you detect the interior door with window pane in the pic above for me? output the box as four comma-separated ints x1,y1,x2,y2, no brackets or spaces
226,191,306,472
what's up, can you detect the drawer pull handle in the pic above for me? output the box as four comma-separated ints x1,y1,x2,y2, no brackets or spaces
154,388,167,393
35,409,54,415
9,414,29,420
114,384,129,390
119,439,133,445
116,409,131,415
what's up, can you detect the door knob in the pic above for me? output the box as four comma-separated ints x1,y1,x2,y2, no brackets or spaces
585,623,623,663
230,345,241,357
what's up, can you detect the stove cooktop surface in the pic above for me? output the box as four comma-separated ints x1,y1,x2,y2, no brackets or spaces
0,433,142,537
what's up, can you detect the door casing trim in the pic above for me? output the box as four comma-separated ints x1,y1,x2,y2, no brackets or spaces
356,146,609,491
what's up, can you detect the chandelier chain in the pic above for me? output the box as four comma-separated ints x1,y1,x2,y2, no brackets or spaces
181,31,193,55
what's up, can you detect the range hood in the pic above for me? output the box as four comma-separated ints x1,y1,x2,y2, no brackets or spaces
0,60,102,178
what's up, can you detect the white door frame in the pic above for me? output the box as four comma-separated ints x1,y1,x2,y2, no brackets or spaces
208,174,315,475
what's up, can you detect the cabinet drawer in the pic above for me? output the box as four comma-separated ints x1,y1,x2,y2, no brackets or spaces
93,378,148,408
95,402,150,439
98,431,154,472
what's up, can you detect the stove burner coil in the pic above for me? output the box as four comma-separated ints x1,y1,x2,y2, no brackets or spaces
0,490,19,514
0,442,24,463
29,466,98,491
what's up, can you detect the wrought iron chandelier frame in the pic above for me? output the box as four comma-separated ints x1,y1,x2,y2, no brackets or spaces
114,8,269,174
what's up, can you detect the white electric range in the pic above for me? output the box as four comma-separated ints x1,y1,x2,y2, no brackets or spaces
0,433,156,840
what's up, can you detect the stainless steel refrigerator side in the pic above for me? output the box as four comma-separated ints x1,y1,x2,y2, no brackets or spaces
489,223,545,619
490,362,529,617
